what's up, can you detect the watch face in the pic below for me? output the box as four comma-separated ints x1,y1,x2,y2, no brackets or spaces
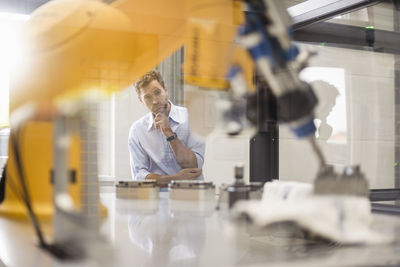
167,132,177,142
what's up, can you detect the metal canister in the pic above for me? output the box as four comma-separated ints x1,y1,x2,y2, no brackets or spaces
169,180,215,201
116,180,159,199
340,165,369,197
248,182,263,200
314,164,369,197
314,165,338,195
227,164,250,208
227,184,249,208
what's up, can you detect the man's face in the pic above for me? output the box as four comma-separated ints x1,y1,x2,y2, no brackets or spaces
139,80,169,115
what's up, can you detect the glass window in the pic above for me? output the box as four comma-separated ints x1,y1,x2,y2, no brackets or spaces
280,2,399,190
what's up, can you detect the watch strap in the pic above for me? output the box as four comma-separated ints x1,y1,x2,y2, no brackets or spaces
166,132,177,142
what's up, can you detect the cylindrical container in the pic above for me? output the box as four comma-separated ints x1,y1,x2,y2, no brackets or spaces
169,180,215,202
116,180,159,199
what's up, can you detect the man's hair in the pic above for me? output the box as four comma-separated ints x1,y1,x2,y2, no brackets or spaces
134,69,165,96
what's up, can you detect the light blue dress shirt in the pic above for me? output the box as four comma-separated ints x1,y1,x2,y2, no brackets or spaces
129,102,205,180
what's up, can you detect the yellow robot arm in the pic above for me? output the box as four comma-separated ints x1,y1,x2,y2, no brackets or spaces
10,0,251,111
2,0,252,220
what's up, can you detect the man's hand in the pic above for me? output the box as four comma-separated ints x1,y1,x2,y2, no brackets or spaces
154,113,198,169
173,168,202,180
154,113,173,137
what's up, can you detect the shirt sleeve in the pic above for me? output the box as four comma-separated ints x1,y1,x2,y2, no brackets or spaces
186,132,205,169
128,127,150,180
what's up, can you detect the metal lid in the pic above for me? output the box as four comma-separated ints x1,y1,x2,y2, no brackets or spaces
169,180,215,189
116,180,158,188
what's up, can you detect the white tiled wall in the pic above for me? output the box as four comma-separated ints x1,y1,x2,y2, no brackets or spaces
114,86,148,180
184,85,252,188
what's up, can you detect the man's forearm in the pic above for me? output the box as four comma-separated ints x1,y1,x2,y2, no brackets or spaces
168,138,198,168
146,173,175,187
161,127,198,168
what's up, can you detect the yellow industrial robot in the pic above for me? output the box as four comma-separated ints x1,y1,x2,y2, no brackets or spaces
0,0,253,220
0,0,353,260
0,0,256,259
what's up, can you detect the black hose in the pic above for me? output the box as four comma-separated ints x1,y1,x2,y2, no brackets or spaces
10,127,47,247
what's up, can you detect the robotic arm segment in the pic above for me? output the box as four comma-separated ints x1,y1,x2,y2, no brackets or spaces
229,0,319,140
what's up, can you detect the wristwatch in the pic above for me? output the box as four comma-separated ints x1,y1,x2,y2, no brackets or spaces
166,132,177,142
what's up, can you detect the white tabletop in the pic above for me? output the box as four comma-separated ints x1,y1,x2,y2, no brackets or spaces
1,189,400,267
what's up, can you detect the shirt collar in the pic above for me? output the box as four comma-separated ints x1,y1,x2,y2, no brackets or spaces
146,101,183,131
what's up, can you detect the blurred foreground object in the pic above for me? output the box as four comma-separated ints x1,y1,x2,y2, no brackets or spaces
233,180,391,245
1,0,248,261
227,0,369,195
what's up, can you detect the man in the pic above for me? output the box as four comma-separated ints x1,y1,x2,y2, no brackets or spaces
129,69,204,186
